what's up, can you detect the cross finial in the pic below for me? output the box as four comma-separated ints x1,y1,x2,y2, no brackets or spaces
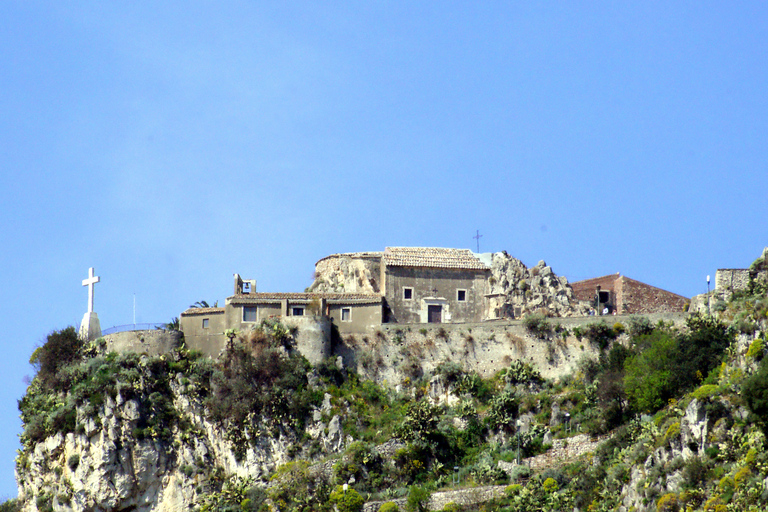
82,267,100,313
473,230,483,253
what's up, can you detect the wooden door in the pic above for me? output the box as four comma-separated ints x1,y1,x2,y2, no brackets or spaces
428,305,442,323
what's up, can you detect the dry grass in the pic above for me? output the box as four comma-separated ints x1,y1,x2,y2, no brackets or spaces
506,332,526,354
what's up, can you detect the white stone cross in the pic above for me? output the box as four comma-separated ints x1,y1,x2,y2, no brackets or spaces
82,267,100,313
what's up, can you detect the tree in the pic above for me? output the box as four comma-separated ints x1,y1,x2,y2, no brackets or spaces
743,359,768,433
29,326,83,390
624,331,677,413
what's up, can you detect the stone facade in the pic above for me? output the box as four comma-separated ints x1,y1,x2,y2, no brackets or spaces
571,274,688,315
715,269,751,300
103,330,182,356
179,274,382,361
383,265,488,324
312,247,587,323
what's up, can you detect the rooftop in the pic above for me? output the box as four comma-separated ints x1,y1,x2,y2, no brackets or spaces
383,247,489,270
228,292,382,305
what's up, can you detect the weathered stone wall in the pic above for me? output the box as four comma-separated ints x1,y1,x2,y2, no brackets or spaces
363,485,508,512
283,316,331,365
384,266,488,324
716,268,751,298
180,308,227,357
103,330,182,356
310,252,383,294
340,313,688,383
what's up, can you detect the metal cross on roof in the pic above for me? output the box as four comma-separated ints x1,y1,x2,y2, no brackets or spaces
82,267,100,313
473,230,483,253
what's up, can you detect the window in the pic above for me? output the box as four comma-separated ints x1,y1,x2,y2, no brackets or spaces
403,287,413,300
457,289,467,302
202,318,209,329
242,282,251,293
292,307,305,316
341,308,351,322
243,307,257,322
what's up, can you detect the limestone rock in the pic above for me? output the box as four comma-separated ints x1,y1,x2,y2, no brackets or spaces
487,252,588,319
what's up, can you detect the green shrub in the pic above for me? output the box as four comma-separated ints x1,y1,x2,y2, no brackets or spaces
627,315,654,338
691,384,720,401
434,361,464,383
0,499,20,512
523,314,552,339
664,422,681,444
682,456,709,489
379,503,399,512
486,390,518,431
656,492,679,512
406,485,431,512
329,485,364,512
67,454,80,471
624,331,677,413
742,359,768,432
746,338,764,361
581,322,618,350
29,327,83,391
505,360,542,385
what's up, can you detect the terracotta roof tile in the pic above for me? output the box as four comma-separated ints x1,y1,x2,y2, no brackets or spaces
229,292,382,305
383,247,489,270
180,307,225,316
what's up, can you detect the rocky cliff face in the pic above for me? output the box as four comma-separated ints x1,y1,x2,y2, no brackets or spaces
486,253,588,318
16,363,348,512
308,253,382,294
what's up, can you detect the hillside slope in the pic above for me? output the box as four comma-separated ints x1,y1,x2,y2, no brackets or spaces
8,251,768,512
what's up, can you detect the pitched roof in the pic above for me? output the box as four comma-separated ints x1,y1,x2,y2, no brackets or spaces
383,247,489,270
180,307,225,316
228,292,382,305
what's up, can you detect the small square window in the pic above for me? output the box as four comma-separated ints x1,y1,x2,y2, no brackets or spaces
292,307,305,316
341,308,351,322
202,318,209,329
457,290,467,302
243,307,257,322
403,287,413,300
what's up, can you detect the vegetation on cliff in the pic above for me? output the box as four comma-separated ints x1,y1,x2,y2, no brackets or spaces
12,259,768,511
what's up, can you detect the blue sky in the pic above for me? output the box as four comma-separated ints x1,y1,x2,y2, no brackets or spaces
2,1,767,498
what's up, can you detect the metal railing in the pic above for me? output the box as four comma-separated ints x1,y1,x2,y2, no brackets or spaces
101,323,168,335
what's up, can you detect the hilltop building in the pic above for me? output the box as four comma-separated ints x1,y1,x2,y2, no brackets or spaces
178,247,597,357
180,247,495,356
313,247,492,324
570,273,689,315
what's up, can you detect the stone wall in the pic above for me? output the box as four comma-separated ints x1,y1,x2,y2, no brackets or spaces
339,313,688,384
363,485,508,512
283,316,331,365
716,268,751,299
103,330,182,356
384,266,488,324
